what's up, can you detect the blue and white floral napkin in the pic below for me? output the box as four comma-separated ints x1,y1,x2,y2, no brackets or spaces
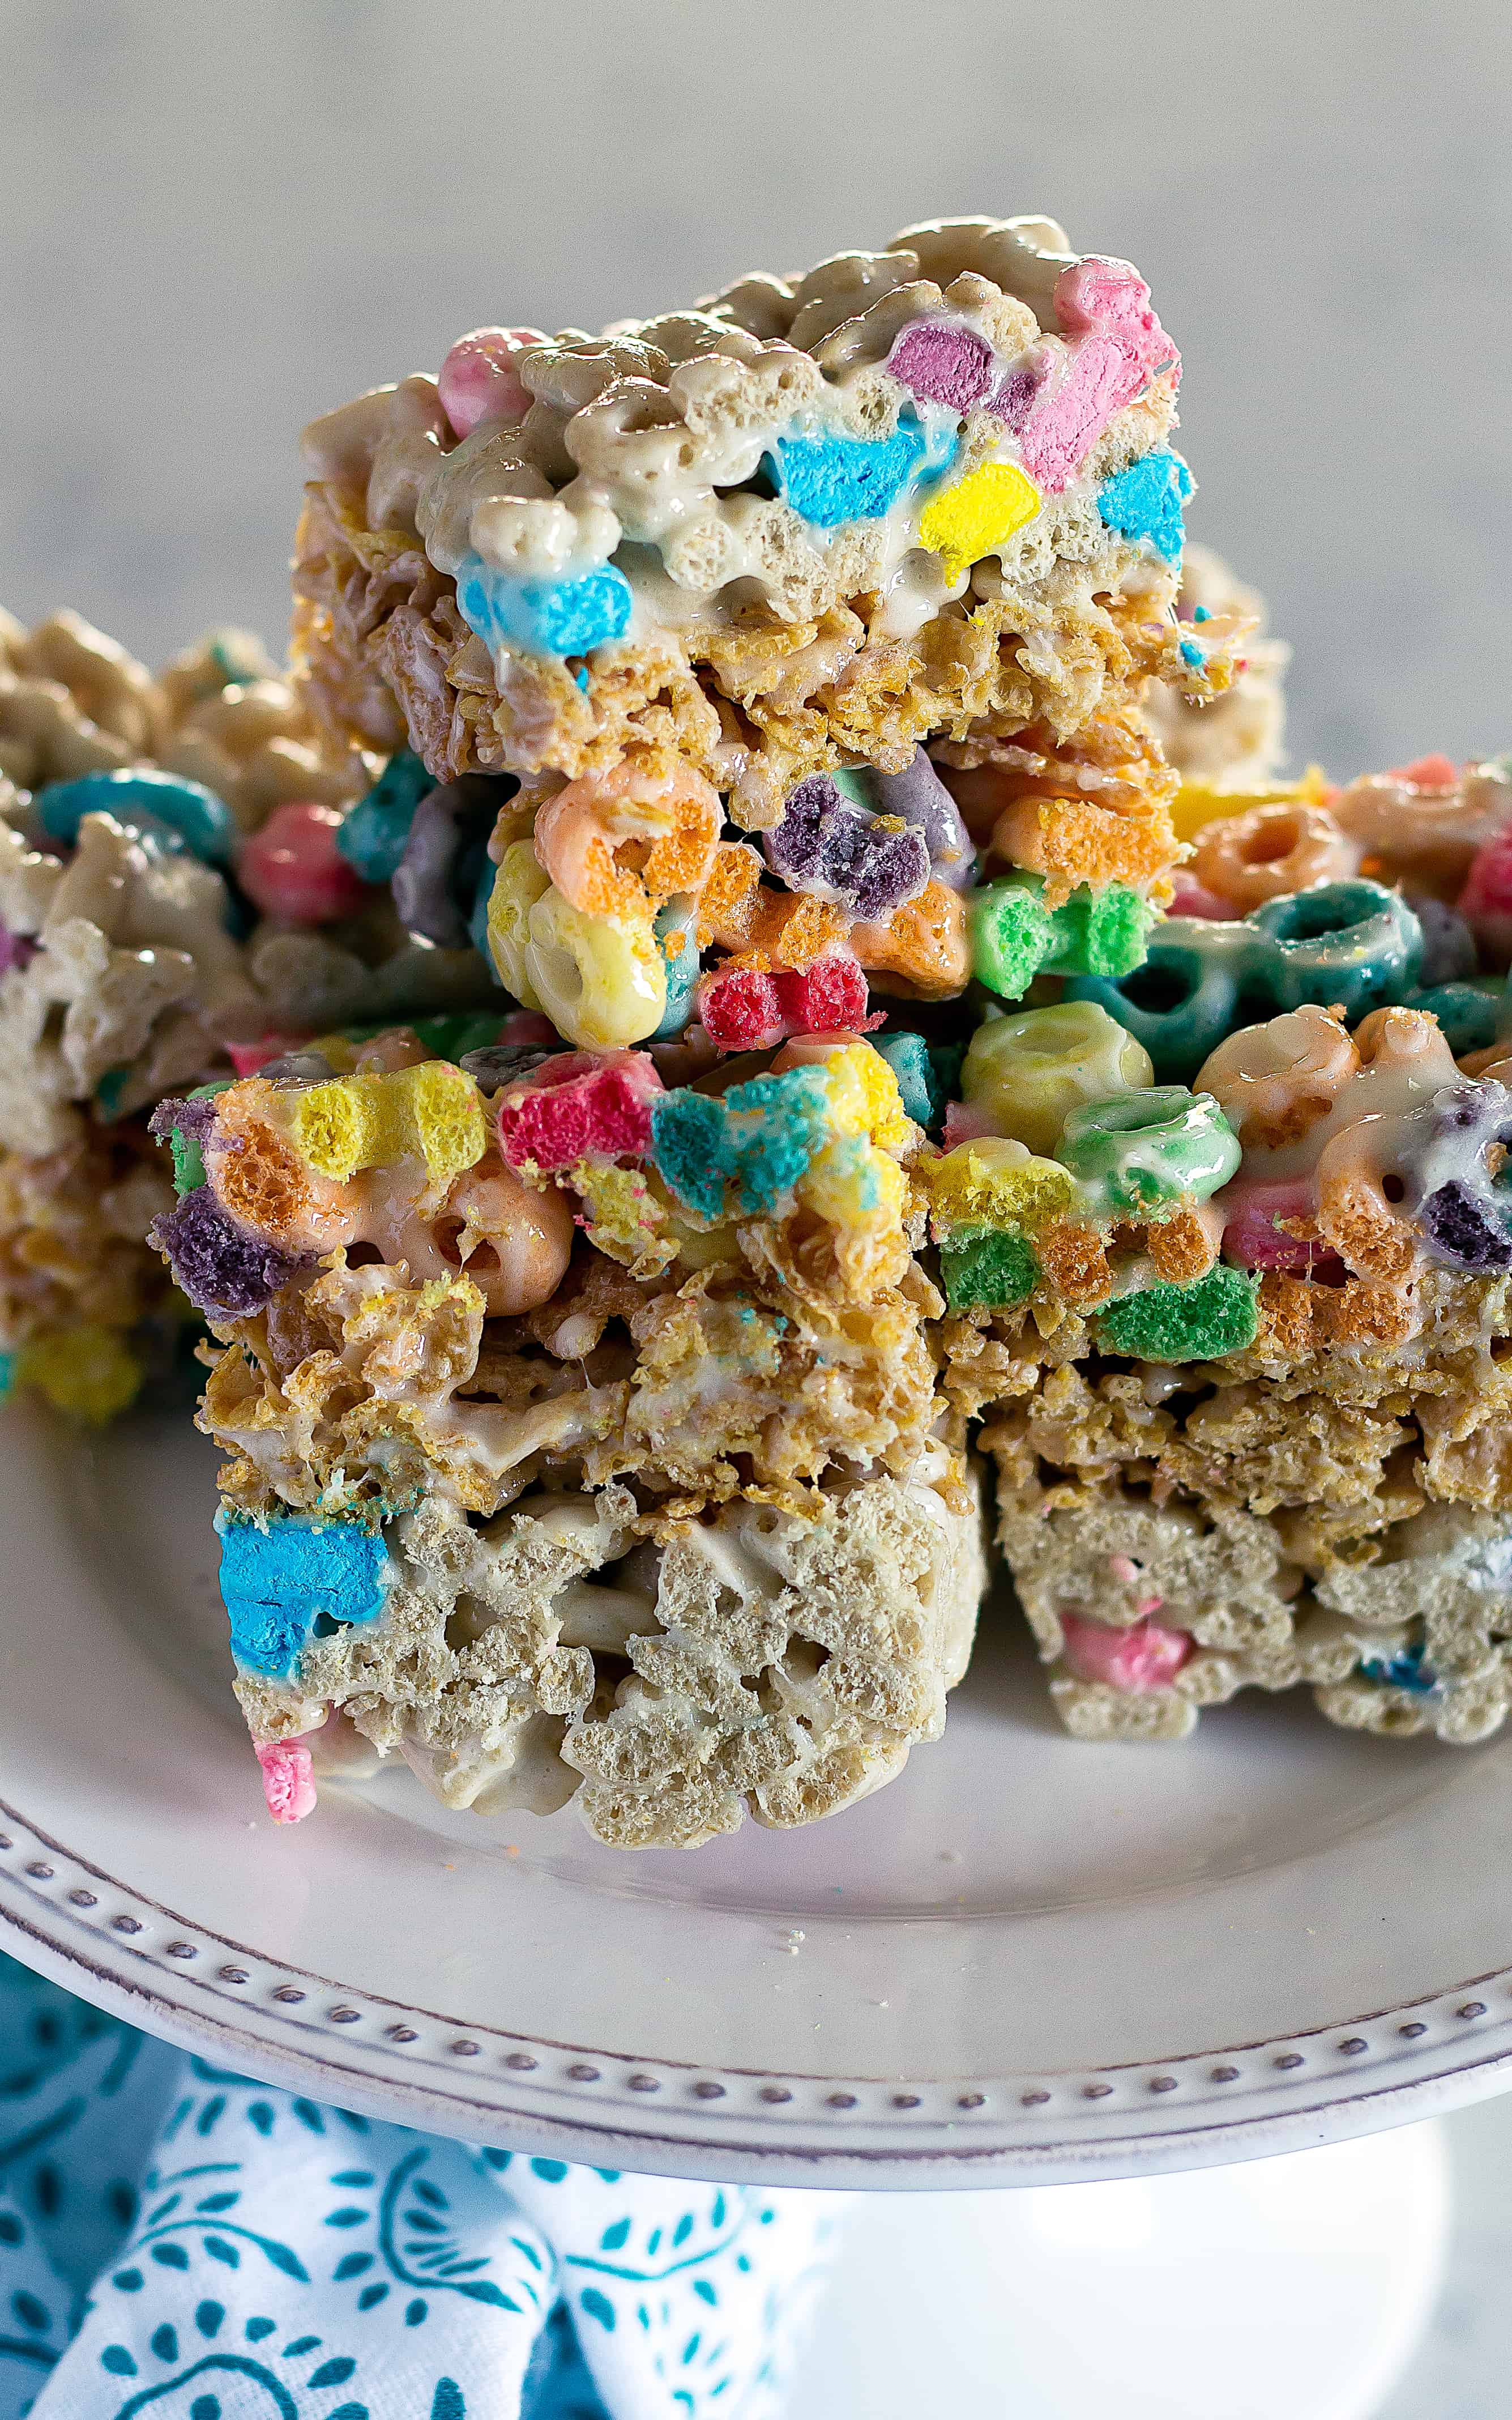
0,1953,844,2420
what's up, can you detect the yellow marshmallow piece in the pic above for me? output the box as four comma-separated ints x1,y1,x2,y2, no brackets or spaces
917,462,1041,583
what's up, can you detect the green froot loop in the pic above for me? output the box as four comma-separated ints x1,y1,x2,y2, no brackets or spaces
1068,880,1424,1080
1057,1085,1241,1218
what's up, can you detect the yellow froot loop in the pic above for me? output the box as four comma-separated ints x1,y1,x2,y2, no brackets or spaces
524,883,668,1051
291,1062,486,1187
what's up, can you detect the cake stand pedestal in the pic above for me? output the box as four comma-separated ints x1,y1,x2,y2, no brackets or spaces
792,2120,1450,2420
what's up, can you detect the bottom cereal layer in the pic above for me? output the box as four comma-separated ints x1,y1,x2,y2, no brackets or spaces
976,1286,1512,1745
225,1458,985,1848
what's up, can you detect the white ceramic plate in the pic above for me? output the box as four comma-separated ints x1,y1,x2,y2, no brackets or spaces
5,1401,1512,2189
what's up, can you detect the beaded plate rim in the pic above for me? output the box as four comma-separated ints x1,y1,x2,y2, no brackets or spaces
5,1795,1512,2188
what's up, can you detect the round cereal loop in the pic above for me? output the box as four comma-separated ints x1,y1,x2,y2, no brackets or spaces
1057,1087,1241,1218
1192,800,1358,913
652,896,702,1037
1332,760,1512,893
37,766,236,865
1195,1004,1359,1154
1249,879,1423,1014
533,756,721,921
525,884,668,1050
433,1148,575,1312
961,1000,1154,1155
851,880,971,999
484,838,552,1008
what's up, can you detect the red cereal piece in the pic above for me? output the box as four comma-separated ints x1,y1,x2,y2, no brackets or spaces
238,801,371,926
227,1033,305,1077
698,966,787,1053
1390,753,1458,790
774,948,869,1034
497,1051,663,1170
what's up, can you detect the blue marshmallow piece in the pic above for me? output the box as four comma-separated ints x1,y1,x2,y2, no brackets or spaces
765,414,943,529
36,767,236,865
1096,448,1194,564
456,556,634,659
216,1509,393,1680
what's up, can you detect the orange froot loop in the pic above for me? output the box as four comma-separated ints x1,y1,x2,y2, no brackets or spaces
851,881,971,999
1193,801,1357,914
534,755,721,922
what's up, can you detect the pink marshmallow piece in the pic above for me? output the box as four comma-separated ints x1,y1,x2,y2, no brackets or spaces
497,1051,663,1171
1016,257,1178,495
256,1739,317,1824
438,326,546,438
1060,1609,1193,1694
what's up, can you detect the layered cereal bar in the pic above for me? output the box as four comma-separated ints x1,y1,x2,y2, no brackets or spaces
141,211,1241,1840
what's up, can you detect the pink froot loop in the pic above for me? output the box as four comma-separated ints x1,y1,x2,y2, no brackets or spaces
438,327,547,438
238,802,370,927
1168,868,1241,921
1220,1175,1344,1276
1060,1610,1193,1693
256,1739,317,1824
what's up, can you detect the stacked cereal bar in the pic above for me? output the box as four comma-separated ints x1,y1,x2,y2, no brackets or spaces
942,752,1512,1746
135,211,1247,1843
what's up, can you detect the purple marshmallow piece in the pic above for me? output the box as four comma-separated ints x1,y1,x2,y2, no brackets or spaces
1420,1178,1512,1272
990,364,1045,430
886,321,996,416
860,748,976,889
149,1183,314,1319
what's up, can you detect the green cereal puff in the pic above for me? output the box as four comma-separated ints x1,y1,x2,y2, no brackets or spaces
1095,1264,1259,1364
939,1226,1039,1312
1077,883,1157,980
971,877,1052,999
971,874,1156,1002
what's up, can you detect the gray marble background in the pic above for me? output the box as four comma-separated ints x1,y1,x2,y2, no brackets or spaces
2,0,1510,778
3,5,1511,2411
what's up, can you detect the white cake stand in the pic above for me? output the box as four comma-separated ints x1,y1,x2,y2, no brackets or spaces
0,1403,1494,2409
